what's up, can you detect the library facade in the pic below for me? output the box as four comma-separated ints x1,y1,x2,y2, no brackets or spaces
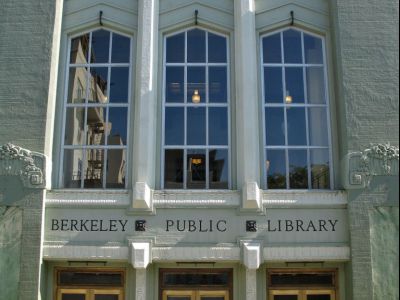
0,0,398,300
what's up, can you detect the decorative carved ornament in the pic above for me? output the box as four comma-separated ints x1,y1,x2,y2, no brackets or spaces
0,143,46,188
346,143,399,189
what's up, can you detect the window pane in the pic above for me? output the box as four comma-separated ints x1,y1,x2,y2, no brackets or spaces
306,67,325,104
209,107,228,145
187,149,206,189
311,149,330,189
274,296,298,300
289,149,308,189
110,67,129,103
264,67,283,103
266,149,287,189
167,297,190,300
164,149,184,189
165,107,184,145
208,32,227,62
187,67,206,104
285,67,304,103
59,270,124,286
166,33,185,63
201,298,224,300
265,107,285,146
95,296,119,300
287,107,307,145
63,149,83,188
263,33,281,63
283,29,302,63
70,33,89,64
62,294,86,300
187,29,206,62
67,67,87,103
112,33,130,63
88,67,108,104
64,107,85,145
107,107,128,145
187,107,206,145
106,149,126,189
87,107,106,146
166,67,184,103
308,107,328,146
209,67,227,103
209,149,229,189
307,295,331,300
304,33,323,64
84,149,104,188
91,29,110,63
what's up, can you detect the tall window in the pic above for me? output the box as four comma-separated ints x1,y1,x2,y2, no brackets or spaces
61,29,132,189
162,28,230,189
261,28,332,189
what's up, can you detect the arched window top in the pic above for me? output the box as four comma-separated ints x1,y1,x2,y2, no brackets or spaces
165,28,228,64
261,28,324,65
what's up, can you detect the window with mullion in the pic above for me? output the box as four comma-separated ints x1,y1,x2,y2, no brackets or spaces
163,28,230,189
262,28,332,190
61,29,132,189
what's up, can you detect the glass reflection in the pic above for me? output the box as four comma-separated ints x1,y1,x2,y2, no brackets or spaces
306,67,325,104
266,150,287,189
166,33,185,63
95,295,119,300
165,107,184,145
63,149,83,188
91,29,110,63
208,32,227,63
263,33,282,63
112,33,130,63
209,149,228,189
283,29,302,63
67,67,87,103
167,297,190,300
209,67,227,103
70,33,89,64
187,67,205,103
164,149,184,189
289,149,308,189
87,107,106,145
285,67,304,103
308,107,328,146
106,149,126,188
187,29,206,62
62,294,86,300
265,107,285,145
166,67,184,103
187,107,206,145
264,67,283,103
187,149,206,189
89,67,108,103
304,33,323,64
109,67,129,103
274,296,298,300
209,107,228,145
311,149,330,189
201,298,224,300
287,107,306,145
83,148,104,188
108,108,128,145
64,107,85,145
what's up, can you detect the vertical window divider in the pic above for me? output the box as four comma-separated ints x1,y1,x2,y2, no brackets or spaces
205,32,210,189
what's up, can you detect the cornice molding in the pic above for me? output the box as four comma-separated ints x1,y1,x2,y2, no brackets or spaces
0,143,46,189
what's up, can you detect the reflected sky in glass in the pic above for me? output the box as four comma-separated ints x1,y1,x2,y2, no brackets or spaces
263,33,281,63
208,32,227,63
108,107,127,145
165,107,184,145
187,107,206,145
209,149,228,189
187,29,206,62
166,33,185,63
287,107,306,145
166,67,184,103
283,29,302,63
304,33,323,64
285,67,304,103
187,67,206,103
209,107,228,145
209,67,227,103
264,67,283,103
91,30,110,63
112,33,130,63
265,107,285,145
110,67,129,103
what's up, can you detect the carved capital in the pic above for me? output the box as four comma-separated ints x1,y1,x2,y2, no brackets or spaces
0,143,46,189
345,143,399,189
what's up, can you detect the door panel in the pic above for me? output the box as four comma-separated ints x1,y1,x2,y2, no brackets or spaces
305,290,335,300
58,289,89,300
163,290,196,300
198,290,228,300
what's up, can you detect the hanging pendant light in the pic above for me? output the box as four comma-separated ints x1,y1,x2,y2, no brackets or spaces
192,89,201,103
285,90,293,104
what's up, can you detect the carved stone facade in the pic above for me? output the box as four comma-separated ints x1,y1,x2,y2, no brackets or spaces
0,143,46,189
